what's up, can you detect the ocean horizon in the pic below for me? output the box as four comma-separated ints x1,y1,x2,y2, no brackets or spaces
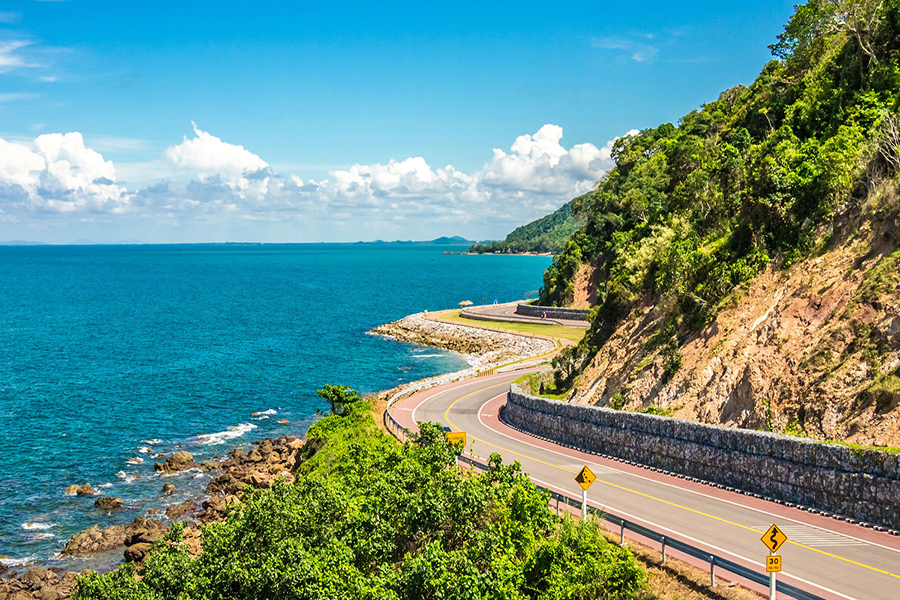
0,243,550,571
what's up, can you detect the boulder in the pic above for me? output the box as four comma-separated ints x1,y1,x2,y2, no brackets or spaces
64,483,96,496
161,483,177,494
123,543,152,563
154,451,197,474
198,460,220,472
94,497,124,510
62,524,127,555
62,517,167,556
165,499,197,520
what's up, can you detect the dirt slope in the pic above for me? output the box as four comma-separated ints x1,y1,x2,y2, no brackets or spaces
570,220,900,447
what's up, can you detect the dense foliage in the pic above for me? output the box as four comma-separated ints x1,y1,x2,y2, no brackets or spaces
540,0,900,381
75,401,646,600
469,201,581,255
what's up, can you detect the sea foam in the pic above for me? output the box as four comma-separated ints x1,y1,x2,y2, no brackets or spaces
195,423,257,445
21,522,56,531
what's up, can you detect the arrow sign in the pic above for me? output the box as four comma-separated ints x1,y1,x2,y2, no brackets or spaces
761,524,788,553
574,465,596,490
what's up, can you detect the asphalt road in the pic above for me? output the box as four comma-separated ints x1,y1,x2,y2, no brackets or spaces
392,371,900,600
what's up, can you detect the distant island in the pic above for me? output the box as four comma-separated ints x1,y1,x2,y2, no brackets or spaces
354,235,482,245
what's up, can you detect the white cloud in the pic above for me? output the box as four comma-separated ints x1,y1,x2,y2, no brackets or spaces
0,40,32,73
0,92,38,103
164,123,268,184
0,123,632,239
0,132,129,216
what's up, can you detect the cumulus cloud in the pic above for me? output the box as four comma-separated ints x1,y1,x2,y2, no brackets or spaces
0,132,129,217
0,123,633,238
164,122,268,185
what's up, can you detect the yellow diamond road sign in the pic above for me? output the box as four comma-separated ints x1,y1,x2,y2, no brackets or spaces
446,431,466,446
761,524,788,553
575,465,596,490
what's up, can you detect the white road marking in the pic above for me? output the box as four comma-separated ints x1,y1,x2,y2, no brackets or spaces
469,389,900,557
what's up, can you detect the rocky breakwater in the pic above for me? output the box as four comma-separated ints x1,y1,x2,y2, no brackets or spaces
371,313,555,366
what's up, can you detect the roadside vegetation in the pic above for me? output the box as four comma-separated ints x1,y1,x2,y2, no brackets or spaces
74,399,647,600
538,0,900,396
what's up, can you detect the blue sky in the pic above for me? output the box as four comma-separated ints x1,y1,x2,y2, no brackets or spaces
0,1,797,243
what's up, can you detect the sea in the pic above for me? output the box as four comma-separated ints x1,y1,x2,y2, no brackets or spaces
0,243,551,571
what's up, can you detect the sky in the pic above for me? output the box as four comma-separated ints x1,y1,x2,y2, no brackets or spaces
0,1,798,244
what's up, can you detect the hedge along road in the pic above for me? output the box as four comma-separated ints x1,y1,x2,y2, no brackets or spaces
390,371,900,600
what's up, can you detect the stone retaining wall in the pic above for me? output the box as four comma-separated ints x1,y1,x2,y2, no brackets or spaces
505,386,900,529
515,304,590,322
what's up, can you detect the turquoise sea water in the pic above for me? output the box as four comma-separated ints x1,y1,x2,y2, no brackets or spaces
0,244,550,570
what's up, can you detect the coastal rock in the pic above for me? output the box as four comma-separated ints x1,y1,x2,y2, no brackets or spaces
165,499,197,520
154,451,197,474
123,543,152,563
198,460,220,472
64,483,96,496
204,436,304,501
62,517,167,556
0,569,78,600
161,483,176,494
94,497,124,510
61,524,127,555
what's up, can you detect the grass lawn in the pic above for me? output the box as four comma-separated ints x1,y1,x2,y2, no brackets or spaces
435,310,586,343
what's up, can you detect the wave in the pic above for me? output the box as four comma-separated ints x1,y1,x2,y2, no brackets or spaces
21,522,56,531
115,470,128,479
142,439,163,445
412,354,445,358
252,415,269,421
0,555,37,567
126,457,143,465
137,446,152,454
195,423,257,445
252,409,277,416
98,482,113,488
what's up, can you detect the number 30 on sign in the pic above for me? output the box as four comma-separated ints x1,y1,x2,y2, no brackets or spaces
766,555,782,573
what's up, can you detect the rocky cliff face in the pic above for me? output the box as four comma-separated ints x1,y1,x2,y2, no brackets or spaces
570,222,900,447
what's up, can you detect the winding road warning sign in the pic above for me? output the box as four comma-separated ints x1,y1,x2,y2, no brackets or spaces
761,524,788,553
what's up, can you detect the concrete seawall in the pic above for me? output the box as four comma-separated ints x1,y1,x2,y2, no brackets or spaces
515,304,590,322
504,386,900,529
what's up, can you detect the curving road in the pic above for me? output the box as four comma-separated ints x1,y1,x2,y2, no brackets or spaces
391,371,900,600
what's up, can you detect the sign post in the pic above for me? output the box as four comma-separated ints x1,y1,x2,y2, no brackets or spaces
760,524,787,600
574,466,596,519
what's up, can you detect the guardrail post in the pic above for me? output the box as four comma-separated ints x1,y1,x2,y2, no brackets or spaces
661,536,666,564
709,556,716,587
620,522,625,545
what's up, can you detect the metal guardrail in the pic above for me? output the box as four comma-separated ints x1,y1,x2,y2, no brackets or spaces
456,454,825,600
384,371,826,600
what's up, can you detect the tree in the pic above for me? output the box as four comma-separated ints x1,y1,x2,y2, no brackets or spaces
316,384,362,416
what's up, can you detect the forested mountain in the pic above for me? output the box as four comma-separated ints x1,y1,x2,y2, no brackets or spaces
468,200,581,254
537,0,900,445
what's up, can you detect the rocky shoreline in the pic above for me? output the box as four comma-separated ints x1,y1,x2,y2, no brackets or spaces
370,312,555,367
2,313,551,600
0,436,305,600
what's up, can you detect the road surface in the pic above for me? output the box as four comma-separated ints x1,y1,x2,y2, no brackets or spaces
391,371,900,600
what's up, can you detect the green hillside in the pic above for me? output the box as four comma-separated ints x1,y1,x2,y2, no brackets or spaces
540,0,900,383
468,200,581,254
